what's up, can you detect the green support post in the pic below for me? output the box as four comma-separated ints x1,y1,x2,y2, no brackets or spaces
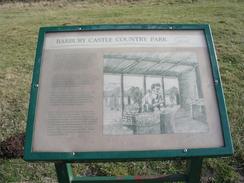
55,162,73,183
187,157,203,183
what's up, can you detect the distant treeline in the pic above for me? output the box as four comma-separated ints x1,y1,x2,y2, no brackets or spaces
4,0,61,1
0,0,200,4
0,0,57,2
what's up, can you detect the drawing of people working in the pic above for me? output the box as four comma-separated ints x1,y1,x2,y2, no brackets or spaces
142,83,164,112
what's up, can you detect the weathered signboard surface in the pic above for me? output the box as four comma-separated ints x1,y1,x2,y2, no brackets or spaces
24,24,233,161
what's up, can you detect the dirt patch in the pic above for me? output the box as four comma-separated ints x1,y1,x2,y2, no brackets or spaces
0,132,25,158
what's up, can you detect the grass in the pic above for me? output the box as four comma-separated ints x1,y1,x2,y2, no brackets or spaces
0,0,243,182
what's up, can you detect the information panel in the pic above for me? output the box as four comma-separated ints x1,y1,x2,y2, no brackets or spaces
24,25,233,161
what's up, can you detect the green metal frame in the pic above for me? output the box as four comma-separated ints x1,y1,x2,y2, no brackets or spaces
24,24,233,162
54,158,202,183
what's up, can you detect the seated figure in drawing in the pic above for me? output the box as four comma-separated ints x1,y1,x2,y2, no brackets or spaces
142,83,164,112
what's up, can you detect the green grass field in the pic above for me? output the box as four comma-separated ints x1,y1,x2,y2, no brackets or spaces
0,0,243,182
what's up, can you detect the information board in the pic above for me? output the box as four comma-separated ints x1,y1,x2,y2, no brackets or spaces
24,24,233,161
